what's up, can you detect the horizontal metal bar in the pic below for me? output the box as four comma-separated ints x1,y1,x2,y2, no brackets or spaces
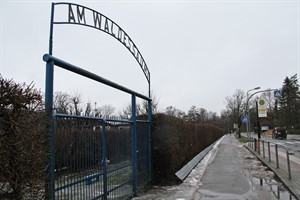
43,54,151,101
54,113,134,124
55,163,132,192
136,119,150,123
55,174,91,191
54,113,104,120
91,194,104,200
105,118,132,124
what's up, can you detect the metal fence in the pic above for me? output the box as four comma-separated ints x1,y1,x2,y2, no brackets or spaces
248,138,296,179
247,137,300,199
44,55,152,199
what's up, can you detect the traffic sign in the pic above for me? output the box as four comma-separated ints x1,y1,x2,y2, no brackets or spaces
274,90,281,98
241,115,247,123
257,99,267,118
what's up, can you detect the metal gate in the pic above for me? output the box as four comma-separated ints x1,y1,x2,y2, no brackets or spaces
44,3,152,199
44,55,151,199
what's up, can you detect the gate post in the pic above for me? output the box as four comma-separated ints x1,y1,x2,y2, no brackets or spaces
45,60,55,200
46,3,55,197
131,95,137,196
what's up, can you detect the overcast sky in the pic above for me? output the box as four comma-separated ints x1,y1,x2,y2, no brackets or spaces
1,0,299,115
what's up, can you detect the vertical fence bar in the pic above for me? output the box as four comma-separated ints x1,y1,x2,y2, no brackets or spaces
286,147,292,179
148,99,152,181
268,142,271,162
131,95,137,196
262,140,265,158
275,144,279,169
257,139,260,155
102,120,108,200
248,138,250,148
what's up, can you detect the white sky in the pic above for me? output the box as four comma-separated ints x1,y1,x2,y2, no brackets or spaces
1,0,299,115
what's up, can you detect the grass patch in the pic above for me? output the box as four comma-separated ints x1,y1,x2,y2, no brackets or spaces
237,136,249,143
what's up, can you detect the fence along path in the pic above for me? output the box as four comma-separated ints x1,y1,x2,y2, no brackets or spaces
246,138,300,199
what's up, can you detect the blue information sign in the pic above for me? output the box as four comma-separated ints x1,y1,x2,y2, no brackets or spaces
274,90,281,98
241,115,247,123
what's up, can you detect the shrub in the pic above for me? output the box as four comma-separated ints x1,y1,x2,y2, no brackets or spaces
151,113,224,185
0,76,48,199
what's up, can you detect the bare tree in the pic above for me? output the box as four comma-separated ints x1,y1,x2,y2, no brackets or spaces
99,104,115,117
164,106,185,118
84,102,92,116
165,106,177,117
119,104,132,118
224,89,246,137
69,92,82,115
139,90,159,115
198,107,208,124
119,104,142,118
54,92,85,116
120,91,158,117
53,91,70,114
207,111,217,121
186,105,198,122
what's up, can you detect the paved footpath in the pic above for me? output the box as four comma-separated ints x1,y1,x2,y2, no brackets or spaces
134,134,296,200
192,134,286,199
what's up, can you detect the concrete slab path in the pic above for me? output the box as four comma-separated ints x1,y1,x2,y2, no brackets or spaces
133,134,296,200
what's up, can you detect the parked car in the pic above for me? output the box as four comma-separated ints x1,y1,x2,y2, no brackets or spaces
272,127,287,139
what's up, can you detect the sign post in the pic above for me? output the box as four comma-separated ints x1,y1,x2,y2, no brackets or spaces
256,99,267,139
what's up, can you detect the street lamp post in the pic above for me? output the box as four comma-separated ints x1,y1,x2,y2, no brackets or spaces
246,87,261,137
246,88,278,139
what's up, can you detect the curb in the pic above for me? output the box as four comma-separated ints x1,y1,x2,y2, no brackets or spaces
175,135,225,181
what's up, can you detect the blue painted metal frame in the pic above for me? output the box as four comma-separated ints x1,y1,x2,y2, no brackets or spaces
44,55,151,199
45,3,152,198
45,61,55,199
43,54,150,101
